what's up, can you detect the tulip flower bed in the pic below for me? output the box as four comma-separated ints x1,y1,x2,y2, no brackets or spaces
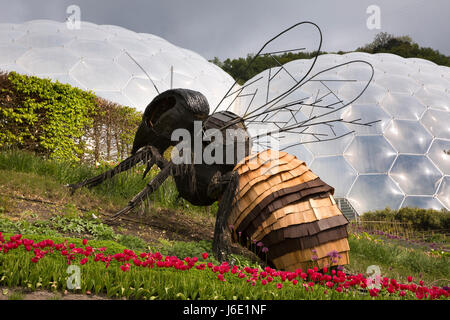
1,232,448,300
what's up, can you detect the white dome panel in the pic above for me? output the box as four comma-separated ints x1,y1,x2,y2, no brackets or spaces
235,52,450,213
437,177,450,209
310,156,357,197
15,32,74,48
428,139,450,174
0,20,236,113
123,77,160,109
414,87,450,112
401,196,445,210
0,46,28,65
375,74,421,94
17,47,79,74
344,135,397,173
421,109,450,139
70,58,131,91
342,103,391,135
348,175,404,213
384,120,432,154
67,39,122,60
381,92,426,120
390,155,442,195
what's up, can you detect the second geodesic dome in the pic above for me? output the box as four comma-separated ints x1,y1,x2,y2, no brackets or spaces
231,52,450,215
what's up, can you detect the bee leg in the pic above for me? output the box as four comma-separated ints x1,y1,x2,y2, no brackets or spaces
67,146,164,194
211,171,238,262
109,161,173,220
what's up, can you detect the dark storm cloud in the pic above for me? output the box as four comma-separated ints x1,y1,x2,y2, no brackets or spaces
0,0,448,60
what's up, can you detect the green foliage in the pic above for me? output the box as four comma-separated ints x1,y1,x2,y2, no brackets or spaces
0,217,61,237
361,207,450,231
0,72,141,163
154,239,214,260
0,72,96,161
117,234,148,251
211,51,322,85
1,232,447,300
0,214,118,241
0,149,216,216
357,32,450,67
212,33,450,84
348,234,450,285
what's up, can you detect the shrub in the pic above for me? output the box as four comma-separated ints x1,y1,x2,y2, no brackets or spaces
0,71,141,163
361,207,450,231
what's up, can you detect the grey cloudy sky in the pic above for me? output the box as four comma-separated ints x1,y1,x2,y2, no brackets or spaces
0,0,449,60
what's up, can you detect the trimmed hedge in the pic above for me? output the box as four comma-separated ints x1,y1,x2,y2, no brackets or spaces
0,71,141,163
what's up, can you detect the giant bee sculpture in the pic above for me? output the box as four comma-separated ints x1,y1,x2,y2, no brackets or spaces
69,22,376,269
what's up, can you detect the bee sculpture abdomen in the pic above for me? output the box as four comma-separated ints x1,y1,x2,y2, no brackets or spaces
227,149,350,271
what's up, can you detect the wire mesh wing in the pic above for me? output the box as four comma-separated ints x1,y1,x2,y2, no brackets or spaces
211,21,377,153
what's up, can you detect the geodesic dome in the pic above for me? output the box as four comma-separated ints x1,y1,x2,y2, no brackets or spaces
231,52,450,214
0,19,235,112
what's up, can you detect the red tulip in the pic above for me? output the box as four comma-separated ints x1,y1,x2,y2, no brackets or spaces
369,288,379,297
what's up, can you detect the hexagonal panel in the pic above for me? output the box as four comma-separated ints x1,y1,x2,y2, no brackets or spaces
15,32,74,48
16,20,63,34
67,39,122,60
115,51,155,79
390,155,442,195
416,72,450,95
50,74,86,90
95,91,134,108
375,74,421,94
302,122,354,156
428,139,450,174
0,45,29,65
381,92,426,120
437,176,450,209
281,144,313,166
384,120,432,154
16,47,79,74
341,103,391,135
337,82,387,105
108,37,157,56
344,136,397,173
310,156,357,197
421,109,450,140
0,29,26,44
348,175,404,214
401,196,444,210
70,59,131,91
123,77,159,110
66,25,112,41
414,87,449,112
